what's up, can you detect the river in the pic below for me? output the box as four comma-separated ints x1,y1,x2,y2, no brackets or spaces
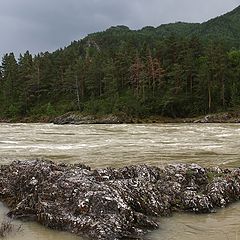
0,123,240,239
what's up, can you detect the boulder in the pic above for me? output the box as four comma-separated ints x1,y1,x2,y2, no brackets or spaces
193,112,240,123
53,112,132,125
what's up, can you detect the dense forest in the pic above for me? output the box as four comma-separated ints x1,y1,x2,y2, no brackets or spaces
1,6,240,119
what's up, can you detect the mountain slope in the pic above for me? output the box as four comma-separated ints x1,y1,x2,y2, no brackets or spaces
82,5,240,48
151,5,240,44
197,5,240,45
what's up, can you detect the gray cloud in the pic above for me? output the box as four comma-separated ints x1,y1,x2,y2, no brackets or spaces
0,0,239,58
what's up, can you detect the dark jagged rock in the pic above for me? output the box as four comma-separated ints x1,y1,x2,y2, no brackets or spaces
0,160,240,239
53,112,133,125
191,112,240,123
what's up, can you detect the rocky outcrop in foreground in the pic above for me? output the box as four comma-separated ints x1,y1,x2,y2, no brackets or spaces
0,160,240,239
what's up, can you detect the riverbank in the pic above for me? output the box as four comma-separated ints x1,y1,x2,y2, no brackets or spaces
1,111,240,124
52,111,240,124
0,116,52,124
1,160,240,239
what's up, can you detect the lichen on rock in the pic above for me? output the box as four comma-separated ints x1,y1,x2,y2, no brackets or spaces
0,160,240,239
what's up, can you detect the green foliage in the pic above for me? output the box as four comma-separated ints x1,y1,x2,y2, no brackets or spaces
5,104,20,118
206,172,223,181
30,103,57,117
83,98,113,115
46,103,56,116
112,92,143,116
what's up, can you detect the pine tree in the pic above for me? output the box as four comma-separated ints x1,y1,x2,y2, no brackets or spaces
1,53,19,115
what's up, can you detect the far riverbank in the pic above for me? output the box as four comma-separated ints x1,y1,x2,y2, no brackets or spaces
1,111,240,124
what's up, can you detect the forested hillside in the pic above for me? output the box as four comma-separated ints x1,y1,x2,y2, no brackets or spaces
1,6,240,120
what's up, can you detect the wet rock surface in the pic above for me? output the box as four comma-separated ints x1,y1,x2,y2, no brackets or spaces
0,160,240,239
189,112,240,123
52,111,240,125
53,112,132,124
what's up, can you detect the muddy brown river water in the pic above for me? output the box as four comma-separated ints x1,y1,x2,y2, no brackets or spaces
0,123,240,240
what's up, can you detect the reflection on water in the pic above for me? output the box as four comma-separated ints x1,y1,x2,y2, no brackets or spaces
0,123,240,240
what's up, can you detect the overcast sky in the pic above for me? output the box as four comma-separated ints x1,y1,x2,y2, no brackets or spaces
0,0,239,57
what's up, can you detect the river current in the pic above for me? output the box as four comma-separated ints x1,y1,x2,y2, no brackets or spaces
0,123,240,240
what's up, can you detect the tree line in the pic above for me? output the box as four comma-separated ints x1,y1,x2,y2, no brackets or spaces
1,32,240,119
